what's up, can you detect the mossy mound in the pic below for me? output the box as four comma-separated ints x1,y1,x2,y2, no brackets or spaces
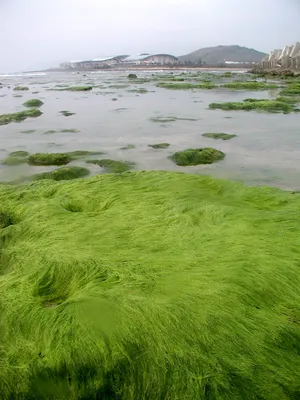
170,148,225,166
202,133,237,140
209,100,293,114
30,166,90,181
23,99,44,107
280,84,300,96
0,171,299,399
86,159,135,173
120,144,136,150
13,86,29,91
28,153,71,166
66,150,105,159
222,82,278,90
0,109,42,126
157,82,216,90
127,73,137,79
148,143,170,149
2,151,29,166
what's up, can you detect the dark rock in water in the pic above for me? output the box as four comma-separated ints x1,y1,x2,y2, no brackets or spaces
112,98,118,101
0,86,3,89
128,74,137,79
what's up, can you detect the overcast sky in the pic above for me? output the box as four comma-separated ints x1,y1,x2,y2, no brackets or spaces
1,0,299,72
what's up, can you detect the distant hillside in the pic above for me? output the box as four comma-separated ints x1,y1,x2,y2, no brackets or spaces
179,45,266,65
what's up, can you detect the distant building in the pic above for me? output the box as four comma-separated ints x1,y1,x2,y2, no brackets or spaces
60,53,179,69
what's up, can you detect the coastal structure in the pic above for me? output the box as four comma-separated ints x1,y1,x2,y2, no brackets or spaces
60,54,179,69
261,42,300,70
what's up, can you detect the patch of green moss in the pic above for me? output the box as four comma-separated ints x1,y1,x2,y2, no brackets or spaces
0,109,42,126
209,100,293,114
13,86,29,91
279,84,300,96
60,110,75,117
202,133,237,140
30,166,90,181
23,99,44,107
120,144,136,150
157,82,216,90
86,159,135,173
28,153,71,166
148,143,170,149
67,150,105,159
2,151,29,166
222,82,279,90
170,148,225,166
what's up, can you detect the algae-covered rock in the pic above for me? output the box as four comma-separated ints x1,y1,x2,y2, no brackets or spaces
28,153,71,166
120,144,136,150
202,133,237,140
86,159,135,173
13,86,29,91
128,74,137,79
170,148,225,166
30,166,90,181
148,143,170,149
23,99,44,107
0,109,42,126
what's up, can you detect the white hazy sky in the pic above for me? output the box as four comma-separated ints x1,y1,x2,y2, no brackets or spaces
1,0,300,72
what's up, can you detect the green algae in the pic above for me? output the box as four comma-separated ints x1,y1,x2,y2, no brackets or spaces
0,109,42,126
86,158,135,173
148,143,170,149
202,133,237,140
170,148,225,165
23,99,44,107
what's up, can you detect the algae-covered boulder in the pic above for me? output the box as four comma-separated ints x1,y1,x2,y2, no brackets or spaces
28,153,71,166
148,143,170,149
13,86,29,91
23,99,44,107
30,166,90,181
86,159,135,173
202,133,237,140
128,73,137,79
170,148,225,166
0,109,42,126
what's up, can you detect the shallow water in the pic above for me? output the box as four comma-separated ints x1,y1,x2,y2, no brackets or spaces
0,70,299,189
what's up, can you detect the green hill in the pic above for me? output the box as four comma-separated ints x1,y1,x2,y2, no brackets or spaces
179,45,266,65
0,171,299,399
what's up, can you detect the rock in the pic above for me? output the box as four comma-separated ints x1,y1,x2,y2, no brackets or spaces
128,74,137,79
